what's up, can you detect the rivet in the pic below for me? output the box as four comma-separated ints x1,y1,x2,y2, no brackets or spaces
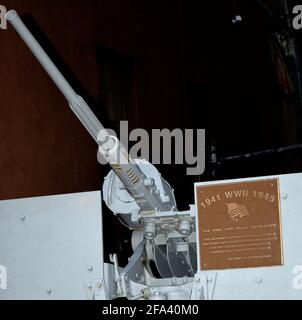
256,277,263,284
97,282,102,288
21,216,26,221
46,288,52,294
282,193,288,200
88,265,93,272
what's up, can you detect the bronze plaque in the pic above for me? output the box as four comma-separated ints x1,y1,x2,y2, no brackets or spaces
196,179,283,270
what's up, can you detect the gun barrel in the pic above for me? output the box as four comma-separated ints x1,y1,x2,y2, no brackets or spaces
5,10,103,142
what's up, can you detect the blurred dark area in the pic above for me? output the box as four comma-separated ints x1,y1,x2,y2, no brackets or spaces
1,0,302,263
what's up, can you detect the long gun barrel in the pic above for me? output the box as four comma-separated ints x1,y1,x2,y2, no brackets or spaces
6,10,175,215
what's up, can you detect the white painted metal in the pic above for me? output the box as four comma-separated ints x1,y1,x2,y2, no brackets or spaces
195,173,302,299
102,159,177,228
0,191,105,300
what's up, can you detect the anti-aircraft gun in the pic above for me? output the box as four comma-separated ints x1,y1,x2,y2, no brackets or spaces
5,10,198,299
4,9,302,301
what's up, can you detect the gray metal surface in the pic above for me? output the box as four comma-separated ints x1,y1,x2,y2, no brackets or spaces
0,191,104,300
195,173,302,299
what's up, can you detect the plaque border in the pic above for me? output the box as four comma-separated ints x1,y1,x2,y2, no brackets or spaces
194,177,284,271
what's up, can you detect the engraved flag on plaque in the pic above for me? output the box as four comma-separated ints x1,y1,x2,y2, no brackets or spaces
196,179,283,270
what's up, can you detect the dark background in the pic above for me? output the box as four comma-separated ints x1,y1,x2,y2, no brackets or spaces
1,0,302,260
